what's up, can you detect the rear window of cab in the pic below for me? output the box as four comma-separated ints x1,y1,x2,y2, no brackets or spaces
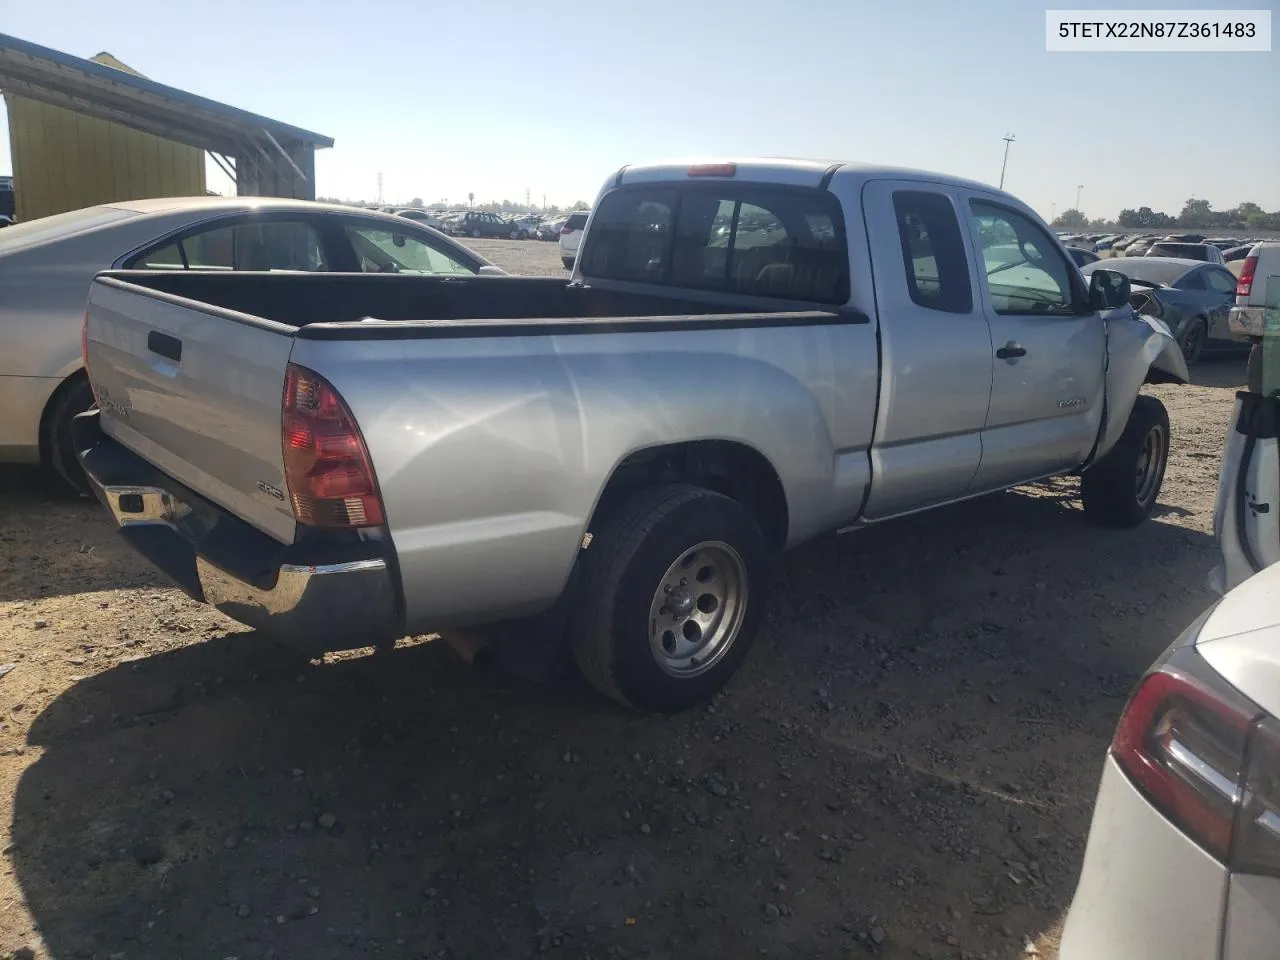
579,184,850,305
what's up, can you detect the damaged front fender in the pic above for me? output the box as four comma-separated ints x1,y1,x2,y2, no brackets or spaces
1096,312,1189,461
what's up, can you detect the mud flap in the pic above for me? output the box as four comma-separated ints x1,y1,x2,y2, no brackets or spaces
1211,392,1280,593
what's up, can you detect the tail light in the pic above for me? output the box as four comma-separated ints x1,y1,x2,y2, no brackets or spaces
1233,718,1280,875
281,364,384,528
1112,653,1278,874
688,162,737,177
1237,255,1258,298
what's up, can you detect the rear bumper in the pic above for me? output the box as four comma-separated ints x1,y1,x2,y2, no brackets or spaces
74,410,401,654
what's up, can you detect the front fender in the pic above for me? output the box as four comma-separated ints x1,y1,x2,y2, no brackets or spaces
1096,312,1188,461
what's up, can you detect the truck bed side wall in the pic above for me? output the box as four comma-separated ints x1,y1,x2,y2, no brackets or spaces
290,321,879,631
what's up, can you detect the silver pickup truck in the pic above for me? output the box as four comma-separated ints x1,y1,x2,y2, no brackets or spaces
77,159,1189,711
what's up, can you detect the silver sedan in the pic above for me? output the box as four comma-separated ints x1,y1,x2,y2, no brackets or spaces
0,196,500,491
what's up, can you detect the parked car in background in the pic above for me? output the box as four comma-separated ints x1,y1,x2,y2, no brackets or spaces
1224,243,1257,263
75,158,1185,712
1068,247,1101,268
1145,241,1227,264
511,215,543,240
452,211,521,239
0,197,498,492
1205,237,1242,250
1061,234,1097,252
1058,562,1280,960
558,210,588,268
537,217,566,241
0,175,13,220
1085,257,1243,363
1117,236,1156,255
394,208,445,231
1228,242,1280,392
1166,233,1207,243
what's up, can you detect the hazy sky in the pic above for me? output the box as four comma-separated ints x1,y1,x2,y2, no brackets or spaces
1,0,1277,219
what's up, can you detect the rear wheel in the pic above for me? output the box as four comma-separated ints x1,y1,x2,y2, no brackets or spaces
1180,317,1208,365
1081,395,1170,528
509,229,520,240
569,484,771,712
43,375,95,496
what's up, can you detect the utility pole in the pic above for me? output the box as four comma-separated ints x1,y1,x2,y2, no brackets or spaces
998,134,1015,189
1075,184,1084,213
542,193,546,210
1050,201,1057,222
376,172,384,205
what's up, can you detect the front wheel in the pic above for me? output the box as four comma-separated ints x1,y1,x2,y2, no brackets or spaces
569,485,772,712
1080,395,1170,528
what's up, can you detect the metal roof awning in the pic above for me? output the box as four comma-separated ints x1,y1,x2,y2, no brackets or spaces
0,33,333,200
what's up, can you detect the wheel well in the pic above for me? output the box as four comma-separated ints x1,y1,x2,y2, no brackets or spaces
37,368,88,464
590,441,789,551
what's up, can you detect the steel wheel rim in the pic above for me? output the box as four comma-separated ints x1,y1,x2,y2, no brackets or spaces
648,541,748,678
1135,423,1166,504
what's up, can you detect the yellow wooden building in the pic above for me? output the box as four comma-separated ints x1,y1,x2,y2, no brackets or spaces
4,52,205,222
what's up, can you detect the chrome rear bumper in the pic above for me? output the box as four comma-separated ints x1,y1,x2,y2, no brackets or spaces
76,411,400,654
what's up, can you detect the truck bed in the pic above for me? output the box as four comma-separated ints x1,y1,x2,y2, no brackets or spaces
100,271,856,337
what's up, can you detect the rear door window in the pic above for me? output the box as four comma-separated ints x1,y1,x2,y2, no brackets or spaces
891,191,972,313
580,184,849,304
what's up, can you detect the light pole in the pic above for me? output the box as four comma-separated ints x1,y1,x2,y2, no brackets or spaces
999,134,1016,189
1051,201,1057,222
1075,184,1084,213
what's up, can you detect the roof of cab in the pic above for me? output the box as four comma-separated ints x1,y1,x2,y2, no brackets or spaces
615,158,1000,196
104,196,370,217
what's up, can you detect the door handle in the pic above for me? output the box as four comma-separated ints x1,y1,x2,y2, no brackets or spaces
996,341,1027,360
147,330,182,362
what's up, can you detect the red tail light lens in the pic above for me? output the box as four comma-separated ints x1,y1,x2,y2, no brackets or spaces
1112,665,1254,860
281,364,384,528
1237,255,1258,298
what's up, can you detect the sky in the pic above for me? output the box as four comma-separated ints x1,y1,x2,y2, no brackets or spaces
1,0,1277,220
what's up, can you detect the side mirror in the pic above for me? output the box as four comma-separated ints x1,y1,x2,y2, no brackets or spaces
1089,269,1131,311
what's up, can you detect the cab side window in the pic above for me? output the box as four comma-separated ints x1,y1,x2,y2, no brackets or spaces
969,201,1076,316
892,191,972,314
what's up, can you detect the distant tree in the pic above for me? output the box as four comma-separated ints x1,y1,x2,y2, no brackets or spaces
572,200,590,211
1234,201,1264,219
1117,205,1175,229
1179,198,1215,228
408,197,424,208
1052,208,1088,229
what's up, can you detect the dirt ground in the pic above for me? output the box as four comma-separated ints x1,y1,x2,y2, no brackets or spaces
0,239,1247,959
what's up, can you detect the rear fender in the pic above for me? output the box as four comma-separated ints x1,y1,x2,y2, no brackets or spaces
1096,313,1188,460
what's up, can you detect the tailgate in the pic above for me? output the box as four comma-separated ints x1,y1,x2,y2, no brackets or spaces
84,276,298,543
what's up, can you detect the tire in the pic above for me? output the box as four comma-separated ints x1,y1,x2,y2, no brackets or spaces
509,229,520,240
1247,341,1263,394
1179,317,1208,365
562,257,574,270
470,228,482,239
43,375,96,497
569,484,772,712
1080,395,1170,528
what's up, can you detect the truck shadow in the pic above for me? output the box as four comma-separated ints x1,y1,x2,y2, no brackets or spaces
9,482,1218,959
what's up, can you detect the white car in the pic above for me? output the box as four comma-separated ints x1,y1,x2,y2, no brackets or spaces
1059,563,1280,959
558,210,589,269
1061,343,1280,958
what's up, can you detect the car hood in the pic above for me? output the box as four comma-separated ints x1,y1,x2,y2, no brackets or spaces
1196,563,1280,716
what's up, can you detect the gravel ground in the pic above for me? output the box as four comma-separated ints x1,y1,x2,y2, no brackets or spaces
0,240,1248,959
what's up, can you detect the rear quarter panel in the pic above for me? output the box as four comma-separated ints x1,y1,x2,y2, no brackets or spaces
291,321,877,630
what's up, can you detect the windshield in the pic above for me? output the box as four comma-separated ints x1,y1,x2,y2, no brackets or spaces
0,206,138,255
